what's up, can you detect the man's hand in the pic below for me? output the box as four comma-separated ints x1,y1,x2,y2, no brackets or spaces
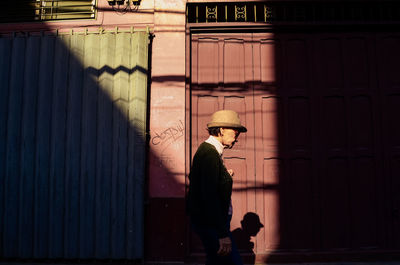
227,169,234,176
217,237,232,256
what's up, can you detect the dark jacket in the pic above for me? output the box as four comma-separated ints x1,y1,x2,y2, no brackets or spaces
186,142,233,238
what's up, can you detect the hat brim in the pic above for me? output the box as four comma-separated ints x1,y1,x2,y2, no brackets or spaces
207,122,247,132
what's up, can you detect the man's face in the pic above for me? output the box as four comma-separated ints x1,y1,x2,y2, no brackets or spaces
220,128,240,149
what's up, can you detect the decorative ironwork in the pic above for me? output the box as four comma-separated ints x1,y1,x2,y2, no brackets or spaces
206,5,217,22
264,5,273,22
107,0,142,14
196,5,198,23
186,1,400,25
235,5,246,21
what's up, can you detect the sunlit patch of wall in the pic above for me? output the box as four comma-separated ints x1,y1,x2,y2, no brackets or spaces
144,1,188,262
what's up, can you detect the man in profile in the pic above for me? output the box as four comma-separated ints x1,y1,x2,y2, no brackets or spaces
186,110,247,265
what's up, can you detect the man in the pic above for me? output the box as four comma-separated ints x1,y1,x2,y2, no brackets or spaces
186,110,247,265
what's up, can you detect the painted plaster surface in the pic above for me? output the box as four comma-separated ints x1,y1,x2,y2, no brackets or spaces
149,0,187,198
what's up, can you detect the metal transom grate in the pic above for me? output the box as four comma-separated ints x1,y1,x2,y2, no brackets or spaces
186,1,400,24
1,0,96,23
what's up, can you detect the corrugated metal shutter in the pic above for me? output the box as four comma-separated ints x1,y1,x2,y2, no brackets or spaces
0,30,149,260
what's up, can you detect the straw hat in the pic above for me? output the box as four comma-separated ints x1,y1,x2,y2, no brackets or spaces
207,110,247,132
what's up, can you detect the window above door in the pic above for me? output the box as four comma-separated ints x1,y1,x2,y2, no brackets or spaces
0,0,97,23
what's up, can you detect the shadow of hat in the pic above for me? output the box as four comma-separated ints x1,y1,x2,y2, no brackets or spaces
242,212,264,228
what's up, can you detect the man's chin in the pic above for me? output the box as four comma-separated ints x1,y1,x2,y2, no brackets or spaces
224,143,235,149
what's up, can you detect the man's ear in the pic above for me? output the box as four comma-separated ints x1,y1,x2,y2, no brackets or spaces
219,128,224,136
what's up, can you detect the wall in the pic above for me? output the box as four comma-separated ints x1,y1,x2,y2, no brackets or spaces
145,0,187,262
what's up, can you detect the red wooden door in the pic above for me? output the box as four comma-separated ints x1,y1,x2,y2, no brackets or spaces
190,33,257,259
189,31,400,262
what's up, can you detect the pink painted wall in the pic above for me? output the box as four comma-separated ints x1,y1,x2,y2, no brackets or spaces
148,0,187,198
144,1,187,261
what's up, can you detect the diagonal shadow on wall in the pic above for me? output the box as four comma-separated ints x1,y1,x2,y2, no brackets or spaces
0,21,169,262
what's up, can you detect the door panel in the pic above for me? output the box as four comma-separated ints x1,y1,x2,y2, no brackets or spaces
377,36,400,248
190,33,256,258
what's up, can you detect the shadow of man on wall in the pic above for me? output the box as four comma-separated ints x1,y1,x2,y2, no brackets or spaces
232,212,264,265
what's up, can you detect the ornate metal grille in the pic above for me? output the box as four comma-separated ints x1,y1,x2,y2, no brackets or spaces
186,1,400,24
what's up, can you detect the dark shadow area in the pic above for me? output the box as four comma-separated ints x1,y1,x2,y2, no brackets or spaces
265,26,400,264
232,212,264,265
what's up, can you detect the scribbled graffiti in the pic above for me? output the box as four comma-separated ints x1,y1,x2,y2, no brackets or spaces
151,120,184,147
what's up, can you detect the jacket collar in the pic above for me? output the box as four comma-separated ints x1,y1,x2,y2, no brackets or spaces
205,135,224,156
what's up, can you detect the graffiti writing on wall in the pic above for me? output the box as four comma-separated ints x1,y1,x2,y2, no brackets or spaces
151,120,184,152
